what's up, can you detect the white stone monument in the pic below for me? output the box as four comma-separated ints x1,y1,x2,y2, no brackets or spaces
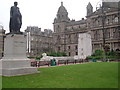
78,33,92,59
0,34,38,76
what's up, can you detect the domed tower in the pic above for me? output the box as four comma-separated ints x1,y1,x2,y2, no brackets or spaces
86,2,93,16
53,2,70,33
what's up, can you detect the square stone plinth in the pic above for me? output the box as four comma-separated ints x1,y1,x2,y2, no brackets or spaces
0,34,38,76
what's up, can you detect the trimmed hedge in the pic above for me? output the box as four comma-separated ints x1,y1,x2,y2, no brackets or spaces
46,52,67,57
86,49,120,60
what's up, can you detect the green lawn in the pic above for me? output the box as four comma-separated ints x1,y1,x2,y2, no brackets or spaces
2,62,118,88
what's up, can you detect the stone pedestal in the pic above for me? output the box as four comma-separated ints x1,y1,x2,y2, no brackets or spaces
0,34,38,76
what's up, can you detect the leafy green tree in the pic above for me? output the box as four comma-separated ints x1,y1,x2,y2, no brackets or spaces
46,52,67,57
87,49,120,60
92,50,103,56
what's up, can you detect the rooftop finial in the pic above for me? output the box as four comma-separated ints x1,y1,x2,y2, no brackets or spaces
61,1,63,6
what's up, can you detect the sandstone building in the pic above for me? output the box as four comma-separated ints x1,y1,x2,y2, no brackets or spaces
86,1,120,52
53,1,120,57
53,2,88,56
25,26,53,57
0,25,5,59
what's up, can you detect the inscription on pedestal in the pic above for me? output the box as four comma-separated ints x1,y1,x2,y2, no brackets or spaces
14,41,26,47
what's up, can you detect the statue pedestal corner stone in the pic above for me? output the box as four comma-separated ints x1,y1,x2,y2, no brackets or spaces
0,34,38,76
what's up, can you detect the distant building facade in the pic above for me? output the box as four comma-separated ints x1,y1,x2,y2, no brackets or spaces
53,1,120,57
0,25,5,59
86,1,120,52
53,2,90,57
25,26,53,57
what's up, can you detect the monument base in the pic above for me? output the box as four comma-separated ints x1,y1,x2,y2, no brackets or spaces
1,67,38,76
0,34,38,76
0,59,38,76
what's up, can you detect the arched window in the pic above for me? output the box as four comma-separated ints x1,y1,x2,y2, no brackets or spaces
106,19,110,24
57,14,60,18
113,28,118,38
94,31,100,40
114,17,118,23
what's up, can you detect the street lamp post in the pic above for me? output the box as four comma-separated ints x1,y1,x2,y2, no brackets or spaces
96,0,120,61
101,5,106,62
96,1,106,61
64,34,66,52
103,1,120,61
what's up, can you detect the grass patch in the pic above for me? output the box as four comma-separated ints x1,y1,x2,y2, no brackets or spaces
2,62,118,88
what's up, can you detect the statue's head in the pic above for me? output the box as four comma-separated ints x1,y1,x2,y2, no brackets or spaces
14,1,18,6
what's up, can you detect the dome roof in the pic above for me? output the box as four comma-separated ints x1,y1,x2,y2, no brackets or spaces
57,2,68,14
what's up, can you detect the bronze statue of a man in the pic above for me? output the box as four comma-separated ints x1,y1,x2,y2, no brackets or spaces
9,2,22,34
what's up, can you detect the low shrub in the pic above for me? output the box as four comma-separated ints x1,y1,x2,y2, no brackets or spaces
86,49,120,60
46,52,67,57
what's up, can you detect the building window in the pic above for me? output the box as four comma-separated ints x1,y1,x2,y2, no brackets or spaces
95,18,98,26
81,38,83,40
68,35,70,38
58,46,60,51
113,28,118,38
114,17,118,23
58,15,60,18
81,48,83,51
68,52,71,56
94,31,100,40
68,46,70,50
108,32,110,39
105,29,110,39
31,37,34,41
75,45,78,50
75,52,78,55
81,53,83,55
98,20,100,25
72,27,74,30
106,19,110,24
118,31,120,38
94,44,100,49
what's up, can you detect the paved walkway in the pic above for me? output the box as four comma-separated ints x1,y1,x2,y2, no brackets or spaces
37,61,95,68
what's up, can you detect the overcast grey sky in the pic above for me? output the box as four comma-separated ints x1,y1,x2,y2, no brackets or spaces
0,0,101,33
